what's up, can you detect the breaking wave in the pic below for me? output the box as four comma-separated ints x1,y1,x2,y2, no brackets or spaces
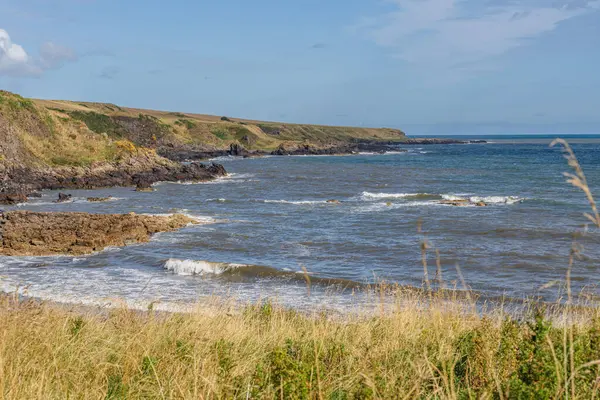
263,200,331,205
362,192,436,200
163,259,363,288
362,192,526,206
164,259,247,275
441,194,524,205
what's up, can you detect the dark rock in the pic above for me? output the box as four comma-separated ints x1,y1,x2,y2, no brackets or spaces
55,193,72,203
229,143,248,157
240,135,253,146
1,158,228,194
0,193,28,205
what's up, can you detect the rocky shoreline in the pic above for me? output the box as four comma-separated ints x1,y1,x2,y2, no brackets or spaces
162,138,487,161
0,152,227,205
0,211,200,256
0,136,486,205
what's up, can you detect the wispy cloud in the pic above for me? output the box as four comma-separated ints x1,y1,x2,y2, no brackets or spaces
39,42,77,69
0,28,76,77
357,0,600,67
98,65,119,80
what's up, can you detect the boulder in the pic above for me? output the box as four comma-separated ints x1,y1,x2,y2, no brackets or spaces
55,193,72,203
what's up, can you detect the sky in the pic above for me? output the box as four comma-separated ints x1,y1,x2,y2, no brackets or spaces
1,0,599,134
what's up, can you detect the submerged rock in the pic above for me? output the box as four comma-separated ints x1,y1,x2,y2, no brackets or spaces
55,193,72,203
87,196,112,202
0,211,200,256
439,199,488,207
135,186,155,192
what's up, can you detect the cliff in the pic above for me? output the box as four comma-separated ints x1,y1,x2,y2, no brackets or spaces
0,91,228,203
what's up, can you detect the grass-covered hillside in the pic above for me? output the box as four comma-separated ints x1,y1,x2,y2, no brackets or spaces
0,90,405,168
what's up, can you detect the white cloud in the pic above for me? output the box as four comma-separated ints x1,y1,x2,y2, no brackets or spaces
39,42,77,69
358,0,600,67
0,29,40,76
0,28,76,77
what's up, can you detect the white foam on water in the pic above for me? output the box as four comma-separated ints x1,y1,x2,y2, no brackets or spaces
209,155,244,162
362,192,433,199
140,213,216,224
470,196,524,205
357,151,406,156
164,259,247,276
441,194,465,201
263,200,330,205
152,173,256,186
441,194,524,205
355,192,526,211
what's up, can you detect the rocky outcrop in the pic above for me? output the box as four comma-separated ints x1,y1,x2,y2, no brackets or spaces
0,211,200,256
0,154,227,205
402,138,487,145
0,192,27,205
271,143,358,156
229,142,248,157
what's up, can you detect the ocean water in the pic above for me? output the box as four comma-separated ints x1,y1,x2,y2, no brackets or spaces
1,137,600,311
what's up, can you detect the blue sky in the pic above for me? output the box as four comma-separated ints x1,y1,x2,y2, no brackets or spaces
1,0,599,134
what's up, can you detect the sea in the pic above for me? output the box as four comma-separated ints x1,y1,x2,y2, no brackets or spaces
1,134,599,311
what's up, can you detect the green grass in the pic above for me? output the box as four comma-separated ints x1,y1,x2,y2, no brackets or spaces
68,110,123,137
211,126,230,141
174,119,197,130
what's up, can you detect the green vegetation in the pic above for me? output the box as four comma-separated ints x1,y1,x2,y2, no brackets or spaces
2,295,600,399
211,126,230,140
68,110,123,137
0,91,36,113
169,112,188,118
174,119,197,129
258,123,282,136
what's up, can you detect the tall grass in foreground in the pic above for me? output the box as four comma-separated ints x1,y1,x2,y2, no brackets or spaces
0,140,599,399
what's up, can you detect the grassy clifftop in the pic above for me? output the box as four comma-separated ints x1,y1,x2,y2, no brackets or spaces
0,90,405,168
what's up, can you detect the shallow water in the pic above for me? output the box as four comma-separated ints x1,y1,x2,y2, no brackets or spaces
2,139,600,311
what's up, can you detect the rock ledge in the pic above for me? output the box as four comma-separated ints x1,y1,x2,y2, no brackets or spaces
0,211,199,256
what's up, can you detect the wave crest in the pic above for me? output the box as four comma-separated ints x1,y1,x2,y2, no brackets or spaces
164,259,247,276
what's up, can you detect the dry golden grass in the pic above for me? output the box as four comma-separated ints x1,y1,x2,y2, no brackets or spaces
1,291,600,399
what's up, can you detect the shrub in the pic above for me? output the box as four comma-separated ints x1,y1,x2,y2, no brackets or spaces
174,119,196,129
114,139,137,154
68,111,122,137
